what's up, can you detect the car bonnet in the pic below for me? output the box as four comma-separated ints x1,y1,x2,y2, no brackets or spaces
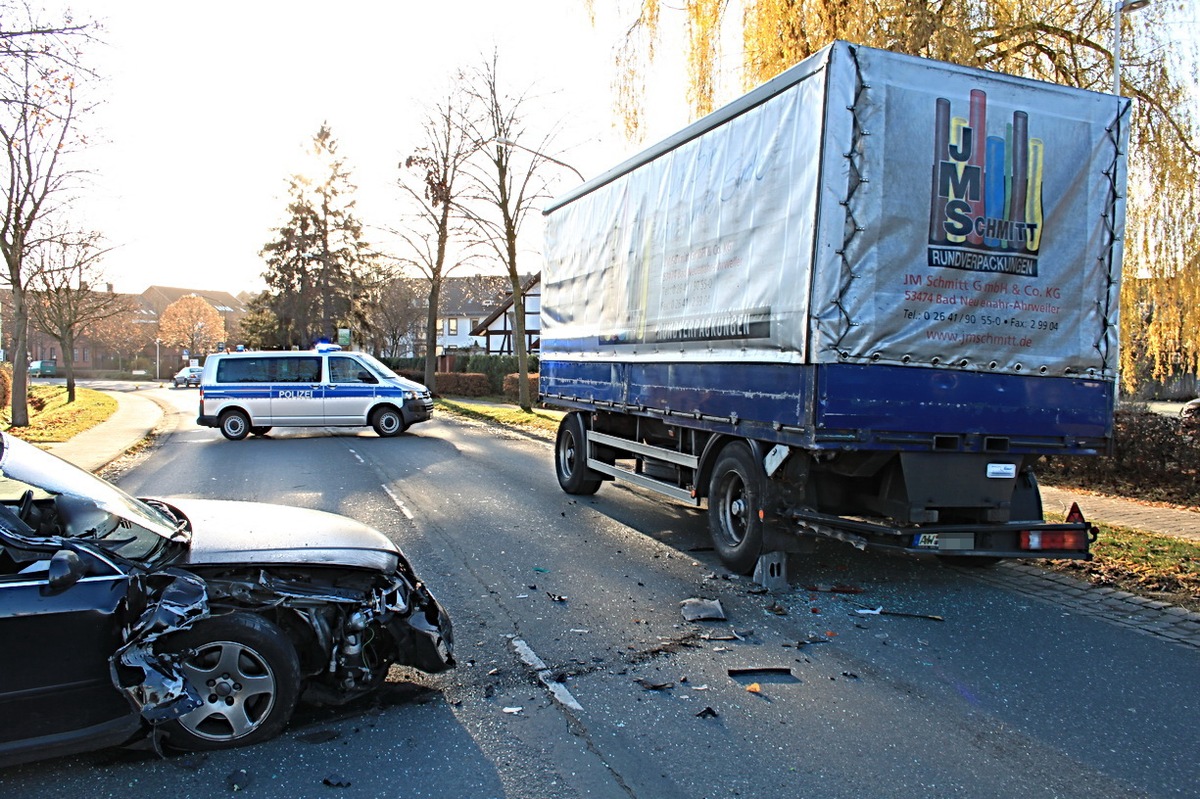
164,497,402,572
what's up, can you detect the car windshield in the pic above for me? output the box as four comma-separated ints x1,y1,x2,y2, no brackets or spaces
357,352,400,380
0,432,184,559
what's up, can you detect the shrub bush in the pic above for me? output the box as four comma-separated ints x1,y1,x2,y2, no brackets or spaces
460,354,539,394
502,373,540,402
0,363,10,408
434,372,491,397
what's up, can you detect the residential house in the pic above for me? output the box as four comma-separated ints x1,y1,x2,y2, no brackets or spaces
470,273,541,356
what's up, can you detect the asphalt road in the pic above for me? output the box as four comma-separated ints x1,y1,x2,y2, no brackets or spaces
2,389,1197,798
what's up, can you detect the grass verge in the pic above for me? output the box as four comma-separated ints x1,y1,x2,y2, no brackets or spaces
436,398,562,435
2,385,118,443
1042,518,1200,612
438,396,1200,612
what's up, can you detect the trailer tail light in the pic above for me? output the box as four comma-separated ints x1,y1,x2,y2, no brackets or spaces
1020,530,1089,551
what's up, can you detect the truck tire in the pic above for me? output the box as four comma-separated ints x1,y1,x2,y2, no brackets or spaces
555,413,602,495
220,410,250,441
707,442,766,574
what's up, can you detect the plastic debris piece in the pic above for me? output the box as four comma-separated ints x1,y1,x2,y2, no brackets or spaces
502,706,523,714
569,628,590,633
533,567,550,573
322,775,352,788
634,678,674,691
856,606,883,615
856,604,943,621
842,671,859,679
680,598,726,621
745,682,762,693
547,592,568,602
226,768,252,792
765,602,788,616
696,706,719,718
728,667,794,678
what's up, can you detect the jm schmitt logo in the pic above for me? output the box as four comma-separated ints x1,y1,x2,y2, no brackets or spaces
928,89,1044,278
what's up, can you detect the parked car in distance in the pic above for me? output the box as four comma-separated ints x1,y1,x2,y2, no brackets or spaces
0,431,454,767
1181,398,1200,436
28,360,56,378
172,366,203,388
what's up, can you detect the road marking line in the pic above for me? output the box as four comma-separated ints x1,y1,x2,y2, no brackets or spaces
382,484,414,519
512,637,584,712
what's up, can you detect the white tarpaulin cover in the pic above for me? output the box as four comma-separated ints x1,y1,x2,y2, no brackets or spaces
542,41,1126,380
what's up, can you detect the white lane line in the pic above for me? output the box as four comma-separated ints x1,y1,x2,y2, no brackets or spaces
382,484,414,519
511,637,584,712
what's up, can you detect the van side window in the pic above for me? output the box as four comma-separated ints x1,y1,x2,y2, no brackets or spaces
276,357,321,383
329,356,376,384
217,358,274,383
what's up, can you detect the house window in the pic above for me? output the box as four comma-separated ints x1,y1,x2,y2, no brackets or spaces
448,318,459,336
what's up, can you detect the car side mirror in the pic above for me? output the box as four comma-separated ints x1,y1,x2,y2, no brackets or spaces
47,549,86,590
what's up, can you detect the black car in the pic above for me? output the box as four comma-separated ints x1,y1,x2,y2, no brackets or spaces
0,432,453,767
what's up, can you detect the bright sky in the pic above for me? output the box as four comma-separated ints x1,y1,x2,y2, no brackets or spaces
81,1,692,295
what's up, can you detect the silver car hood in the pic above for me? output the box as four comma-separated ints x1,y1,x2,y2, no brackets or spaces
166,498,401,572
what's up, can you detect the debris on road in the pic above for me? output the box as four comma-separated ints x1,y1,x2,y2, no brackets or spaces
322,775,353,788
226,768,252,791
765,601,788,616
681,598,726,621
727,667,794,679
855,605,944,622
696,706,719,718
502,706,524,715
634,678,674,691
546,592,568,602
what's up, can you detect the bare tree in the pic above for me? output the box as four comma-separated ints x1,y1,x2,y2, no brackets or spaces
459,52,559,411
394,92,481,391
0,2,96,425
27,231,131,401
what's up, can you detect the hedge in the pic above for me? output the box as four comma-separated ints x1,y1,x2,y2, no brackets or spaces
1038,406,1200,506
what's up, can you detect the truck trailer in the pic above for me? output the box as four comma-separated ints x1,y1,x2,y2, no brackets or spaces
539,41,1128,573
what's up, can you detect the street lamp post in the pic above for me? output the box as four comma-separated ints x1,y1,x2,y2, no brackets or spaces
489,137,585,182
155,338,160,380
1113,0,1151,96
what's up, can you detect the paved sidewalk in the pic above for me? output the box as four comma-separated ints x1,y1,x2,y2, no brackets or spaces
1041,485,1200,544
44,387,164,473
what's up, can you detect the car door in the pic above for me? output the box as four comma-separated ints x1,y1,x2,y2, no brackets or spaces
268,356,323,425
324,355,378,425
0,545,137,755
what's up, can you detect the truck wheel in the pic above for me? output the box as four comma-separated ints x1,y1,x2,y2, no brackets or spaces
159,613,300,751
371,406,406,437
708,442,765,574
555,413,602,495
220,410,250,441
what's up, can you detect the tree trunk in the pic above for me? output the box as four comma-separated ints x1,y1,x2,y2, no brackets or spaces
424,279,441,392
63,332,76,403
507,239,530,412
9,300,30,427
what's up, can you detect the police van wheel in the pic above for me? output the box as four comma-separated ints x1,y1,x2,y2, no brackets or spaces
371,407,405,437
220,410,250,441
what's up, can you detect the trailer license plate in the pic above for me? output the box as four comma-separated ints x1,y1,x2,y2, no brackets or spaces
913,533,975,550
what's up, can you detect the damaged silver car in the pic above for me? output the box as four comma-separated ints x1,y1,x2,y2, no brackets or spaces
0,432,453,767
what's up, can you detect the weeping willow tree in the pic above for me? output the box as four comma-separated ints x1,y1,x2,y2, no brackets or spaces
590,0,1199,395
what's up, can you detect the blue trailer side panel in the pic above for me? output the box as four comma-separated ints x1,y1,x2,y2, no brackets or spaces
541,360,1111,455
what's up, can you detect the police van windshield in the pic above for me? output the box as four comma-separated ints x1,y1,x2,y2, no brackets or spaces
357,352,400,380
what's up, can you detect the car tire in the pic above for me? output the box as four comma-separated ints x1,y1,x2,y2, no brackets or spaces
554,413,602,495
220,410,250,441
371,406,405,437
707,442,766,574
159,613,300,751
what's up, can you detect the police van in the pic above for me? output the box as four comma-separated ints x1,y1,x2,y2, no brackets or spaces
197,347,433,440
